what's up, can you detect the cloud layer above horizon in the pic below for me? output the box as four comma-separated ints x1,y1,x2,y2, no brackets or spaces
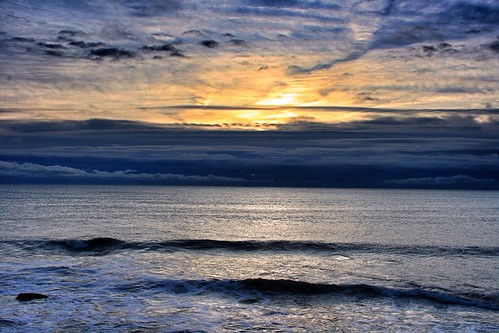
0,0,498,188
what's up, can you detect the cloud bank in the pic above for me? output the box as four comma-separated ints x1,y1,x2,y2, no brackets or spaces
0,118,497,189
385,175,496,185
0,161,244,184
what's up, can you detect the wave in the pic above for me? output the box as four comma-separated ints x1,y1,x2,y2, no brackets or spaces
113,277,499,310
5,237,499,256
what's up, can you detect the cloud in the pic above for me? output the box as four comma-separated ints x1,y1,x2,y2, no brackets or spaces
182,30,203,37
0,117,497,188
284,0,499,76
44,50,65,57
489,40,499,52
123,0,183,17
68,40,105,49
447,2,499,24
142,43,176,52
233,6,343,22
0,160,245,184
37,42,66,49
2,118,159,133
9,37,35,43
0,0,498,132
228,38,247,46
385,175,496,185
200,40,219,48
287,50,365,75
88,47,136,60
142,43,184,57
58,29,85,37
245,0,341,10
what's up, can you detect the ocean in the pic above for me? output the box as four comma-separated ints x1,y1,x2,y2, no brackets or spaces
0,185,497,332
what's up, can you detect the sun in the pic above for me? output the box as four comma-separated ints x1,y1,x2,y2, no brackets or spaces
255,93,298,106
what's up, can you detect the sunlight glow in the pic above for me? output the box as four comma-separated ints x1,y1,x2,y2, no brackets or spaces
255,93,298,106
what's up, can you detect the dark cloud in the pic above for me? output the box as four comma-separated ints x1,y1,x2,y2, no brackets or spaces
371,24,443,50
58,29,85,37
372,1,499,49
37,42,66,49
182,30,203,36
0,160,244,185
421,42,458,55
246,0,341,10
142,43,185,57
123,0,182,17
151,32,174,38
349,115,491,127
233,6,344,22
379,1,499,24
385,175,496,185
422,45,437,52
200,40,219,48
382,0,397,16
170,50,185,57
448,2,499,24
149,104,499,116
142,43,176,52
489,40,499,52
2,118,153,133
284,1,498,75
68,40,105,48
89,47,136,60
44,50,65,57
1,116,497,189
356,91,379,102
228,39,247,46
287,50,364,75
9,37,35,43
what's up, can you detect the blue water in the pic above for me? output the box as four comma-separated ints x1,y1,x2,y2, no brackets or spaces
0,185,498,332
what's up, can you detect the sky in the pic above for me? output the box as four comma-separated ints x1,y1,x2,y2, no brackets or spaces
0,0,498,189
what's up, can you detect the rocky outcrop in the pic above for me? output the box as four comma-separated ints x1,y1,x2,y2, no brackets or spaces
16,293,48,301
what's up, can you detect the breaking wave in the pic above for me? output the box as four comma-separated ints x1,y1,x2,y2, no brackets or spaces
5,238,499,256
112,277,499,310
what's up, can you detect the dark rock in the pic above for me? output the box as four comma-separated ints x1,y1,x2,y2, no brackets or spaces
16,292,48,301
0,318,17,326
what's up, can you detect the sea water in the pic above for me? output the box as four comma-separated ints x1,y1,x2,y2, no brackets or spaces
0,185,497,332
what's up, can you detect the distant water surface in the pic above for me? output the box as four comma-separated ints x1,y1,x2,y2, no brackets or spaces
0,186,497,332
